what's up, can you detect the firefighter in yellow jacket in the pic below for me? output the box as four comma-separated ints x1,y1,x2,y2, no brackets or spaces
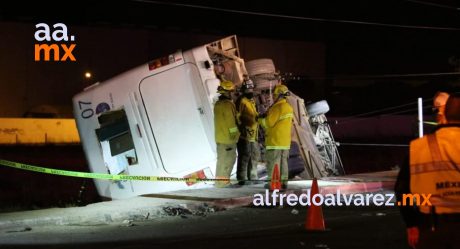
214,80,240,188
259,84,293,189
236,79,260,185
395,92,460,249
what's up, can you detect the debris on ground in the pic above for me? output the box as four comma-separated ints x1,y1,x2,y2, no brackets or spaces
162,203,216,218
162,206,193,218
5,226,32,233
121,220,135,227
193,203,216,217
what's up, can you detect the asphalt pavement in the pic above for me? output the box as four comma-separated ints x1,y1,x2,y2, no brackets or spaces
0,171,397,229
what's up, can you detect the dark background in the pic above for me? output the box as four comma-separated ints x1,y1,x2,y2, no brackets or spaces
1,0,460,116
1,0,459,209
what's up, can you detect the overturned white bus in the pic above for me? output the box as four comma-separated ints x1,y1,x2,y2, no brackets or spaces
73,36,343,199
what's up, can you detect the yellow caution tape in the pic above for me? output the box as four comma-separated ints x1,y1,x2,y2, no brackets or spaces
423,121,438,126
0,159,228,182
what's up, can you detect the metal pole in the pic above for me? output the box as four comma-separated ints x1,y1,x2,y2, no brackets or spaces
418,97,423,138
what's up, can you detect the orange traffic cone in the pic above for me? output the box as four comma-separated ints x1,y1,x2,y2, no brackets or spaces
305,178,326,231
270,164,281,191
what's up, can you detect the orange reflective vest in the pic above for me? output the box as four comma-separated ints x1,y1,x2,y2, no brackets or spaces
410,127,460,214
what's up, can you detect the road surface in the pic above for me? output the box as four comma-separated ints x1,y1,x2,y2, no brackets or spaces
1,204,410,249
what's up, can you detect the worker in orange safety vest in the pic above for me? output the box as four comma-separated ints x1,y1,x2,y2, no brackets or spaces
395,92,460,249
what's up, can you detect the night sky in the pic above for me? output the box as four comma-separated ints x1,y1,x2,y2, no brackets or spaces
1,0,460,116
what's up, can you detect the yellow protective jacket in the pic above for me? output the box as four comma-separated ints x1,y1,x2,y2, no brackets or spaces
259,98,293,150
410,126,460,214
214,98,240,145
238,96,259,142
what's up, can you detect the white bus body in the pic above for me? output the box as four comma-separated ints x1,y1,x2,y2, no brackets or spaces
73,37,242,199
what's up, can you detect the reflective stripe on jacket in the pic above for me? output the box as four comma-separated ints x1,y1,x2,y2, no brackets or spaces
214,98,240,144
259,98,293,150
238,96,259,142
410,126,460,214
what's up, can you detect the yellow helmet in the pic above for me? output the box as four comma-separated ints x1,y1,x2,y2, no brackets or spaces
217,80,235,93
273,84,289,96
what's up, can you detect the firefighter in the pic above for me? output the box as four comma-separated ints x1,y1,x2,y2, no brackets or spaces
236,79,260,185
214,80,240,188
258,84,294,189
395,92,460,249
